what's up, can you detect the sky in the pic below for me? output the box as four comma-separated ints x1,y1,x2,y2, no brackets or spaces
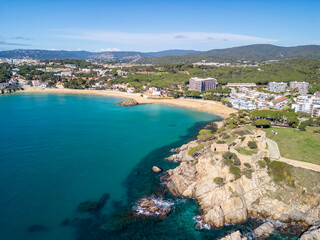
0,0,319,52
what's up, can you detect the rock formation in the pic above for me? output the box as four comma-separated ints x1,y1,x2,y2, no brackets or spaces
299,221,320,240
132,197,173,219
218,230,247,240
164,127,320,228
152,166,162,173
117,99,139,107
253,222,275,238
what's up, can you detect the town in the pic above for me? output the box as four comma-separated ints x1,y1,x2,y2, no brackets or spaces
1,58,320,118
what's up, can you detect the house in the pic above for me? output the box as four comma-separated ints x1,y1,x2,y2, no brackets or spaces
272,96,288,109
31,80,41,87
0,83,9,89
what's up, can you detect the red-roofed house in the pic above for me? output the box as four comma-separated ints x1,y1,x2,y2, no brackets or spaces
272,96,288,109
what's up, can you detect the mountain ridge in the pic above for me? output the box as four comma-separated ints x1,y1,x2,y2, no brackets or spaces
1,44,320,63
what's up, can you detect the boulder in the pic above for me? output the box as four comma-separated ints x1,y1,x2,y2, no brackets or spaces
253,222,275,239
219,230,247,240
299,221,320,240
132,197,173,219
117,99,139,107
152,166,162,173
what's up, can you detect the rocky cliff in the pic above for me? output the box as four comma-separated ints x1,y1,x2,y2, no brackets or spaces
164,126,320,228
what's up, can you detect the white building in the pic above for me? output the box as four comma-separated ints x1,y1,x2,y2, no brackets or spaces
268,82,287,93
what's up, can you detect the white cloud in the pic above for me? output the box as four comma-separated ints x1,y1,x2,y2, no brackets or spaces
95,48,121,52
56,30,278,51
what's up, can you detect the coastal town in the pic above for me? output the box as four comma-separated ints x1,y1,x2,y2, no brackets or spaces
1,58,320,118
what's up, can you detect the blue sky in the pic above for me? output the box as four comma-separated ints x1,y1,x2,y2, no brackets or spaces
1,0,319,52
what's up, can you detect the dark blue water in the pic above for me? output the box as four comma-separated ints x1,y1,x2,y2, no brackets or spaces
0,93,298,240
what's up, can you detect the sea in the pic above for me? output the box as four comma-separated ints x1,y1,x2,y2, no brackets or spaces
0,93,299,240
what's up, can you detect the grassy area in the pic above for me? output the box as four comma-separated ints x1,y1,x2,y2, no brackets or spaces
237,147,258,156
264,126,320,165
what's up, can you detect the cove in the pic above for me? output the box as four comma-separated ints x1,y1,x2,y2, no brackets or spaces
0,93,218,240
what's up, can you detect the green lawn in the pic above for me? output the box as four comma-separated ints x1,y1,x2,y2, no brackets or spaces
264,127,320,165
237,147,258,156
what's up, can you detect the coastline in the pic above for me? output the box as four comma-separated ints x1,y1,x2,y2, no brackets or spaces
20,88,236,118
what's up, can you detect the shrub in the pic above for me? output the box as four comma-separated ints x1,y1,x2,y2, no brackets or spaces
216,140,226,144
233,155,241,166
188,144,204,156
240,136,246,142
243,169,253,179
257,160,267,168
248,140,258,149
244,163,251,169
229,165,241,179
223,151,241,166
213,177,224,185
197,129,215,141
263,157,270,164
216,127,226,134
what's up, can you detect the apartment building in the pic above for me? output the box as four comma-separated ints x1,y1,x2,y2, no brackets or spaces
290,81,309,93
268,82,287,93
189,77,218,92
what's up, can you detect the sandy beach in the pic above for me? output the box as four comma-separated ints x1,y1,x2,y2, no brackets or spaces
21,88,236,118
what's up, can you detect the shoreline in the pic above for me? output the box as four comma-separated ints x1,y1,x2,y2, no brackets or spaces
19,88,236,118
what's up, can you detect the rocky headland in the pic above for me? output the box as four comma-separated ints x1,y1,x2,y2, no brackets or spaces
163,123,320,235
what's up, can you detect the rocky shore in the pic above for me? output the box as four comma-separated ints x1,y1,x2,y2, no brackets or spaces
162,123,320,237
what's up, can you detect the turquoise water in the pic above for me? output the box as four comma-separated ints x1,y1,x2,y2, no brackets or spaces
0,93,298,240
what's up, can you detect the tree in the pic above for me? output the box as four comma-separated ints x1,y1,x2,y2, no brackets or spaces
254,119,271,128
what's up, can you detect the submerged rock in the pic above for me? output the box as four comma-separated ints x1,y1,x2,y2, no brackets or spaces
132,196,173,219
27,224,48,233
77,193,110,212
253,222,275,239
152,166,162,173
299,221,320,240
117,99,139,107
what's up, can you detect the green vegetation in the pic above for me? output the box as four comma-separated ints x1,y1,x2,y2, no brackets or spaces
216,140,226,144
244,163,252,168
247,141,258,149
188,144,204,156
257,160,267,168
0,63,12,81
213,177,224,185
250,110,299,127
264,127,320,164
197,129,215,141
255,119,271,128
223,151,241,166
237,147,257,156
268,161,295,186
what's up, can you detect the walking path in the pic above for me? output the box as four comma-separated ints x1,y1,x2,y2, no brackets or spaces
266,137,320,172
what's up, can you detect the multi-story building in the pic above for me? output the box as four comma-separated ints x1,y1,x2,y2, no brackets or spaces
268,82,287,93
226,83,256,88
290,81,309,93
189,77,218,92
312,105,320,118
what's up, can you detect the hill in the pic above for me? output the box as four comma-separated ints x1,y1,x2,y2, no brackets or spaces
137,44,320,64
0,49,199,60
